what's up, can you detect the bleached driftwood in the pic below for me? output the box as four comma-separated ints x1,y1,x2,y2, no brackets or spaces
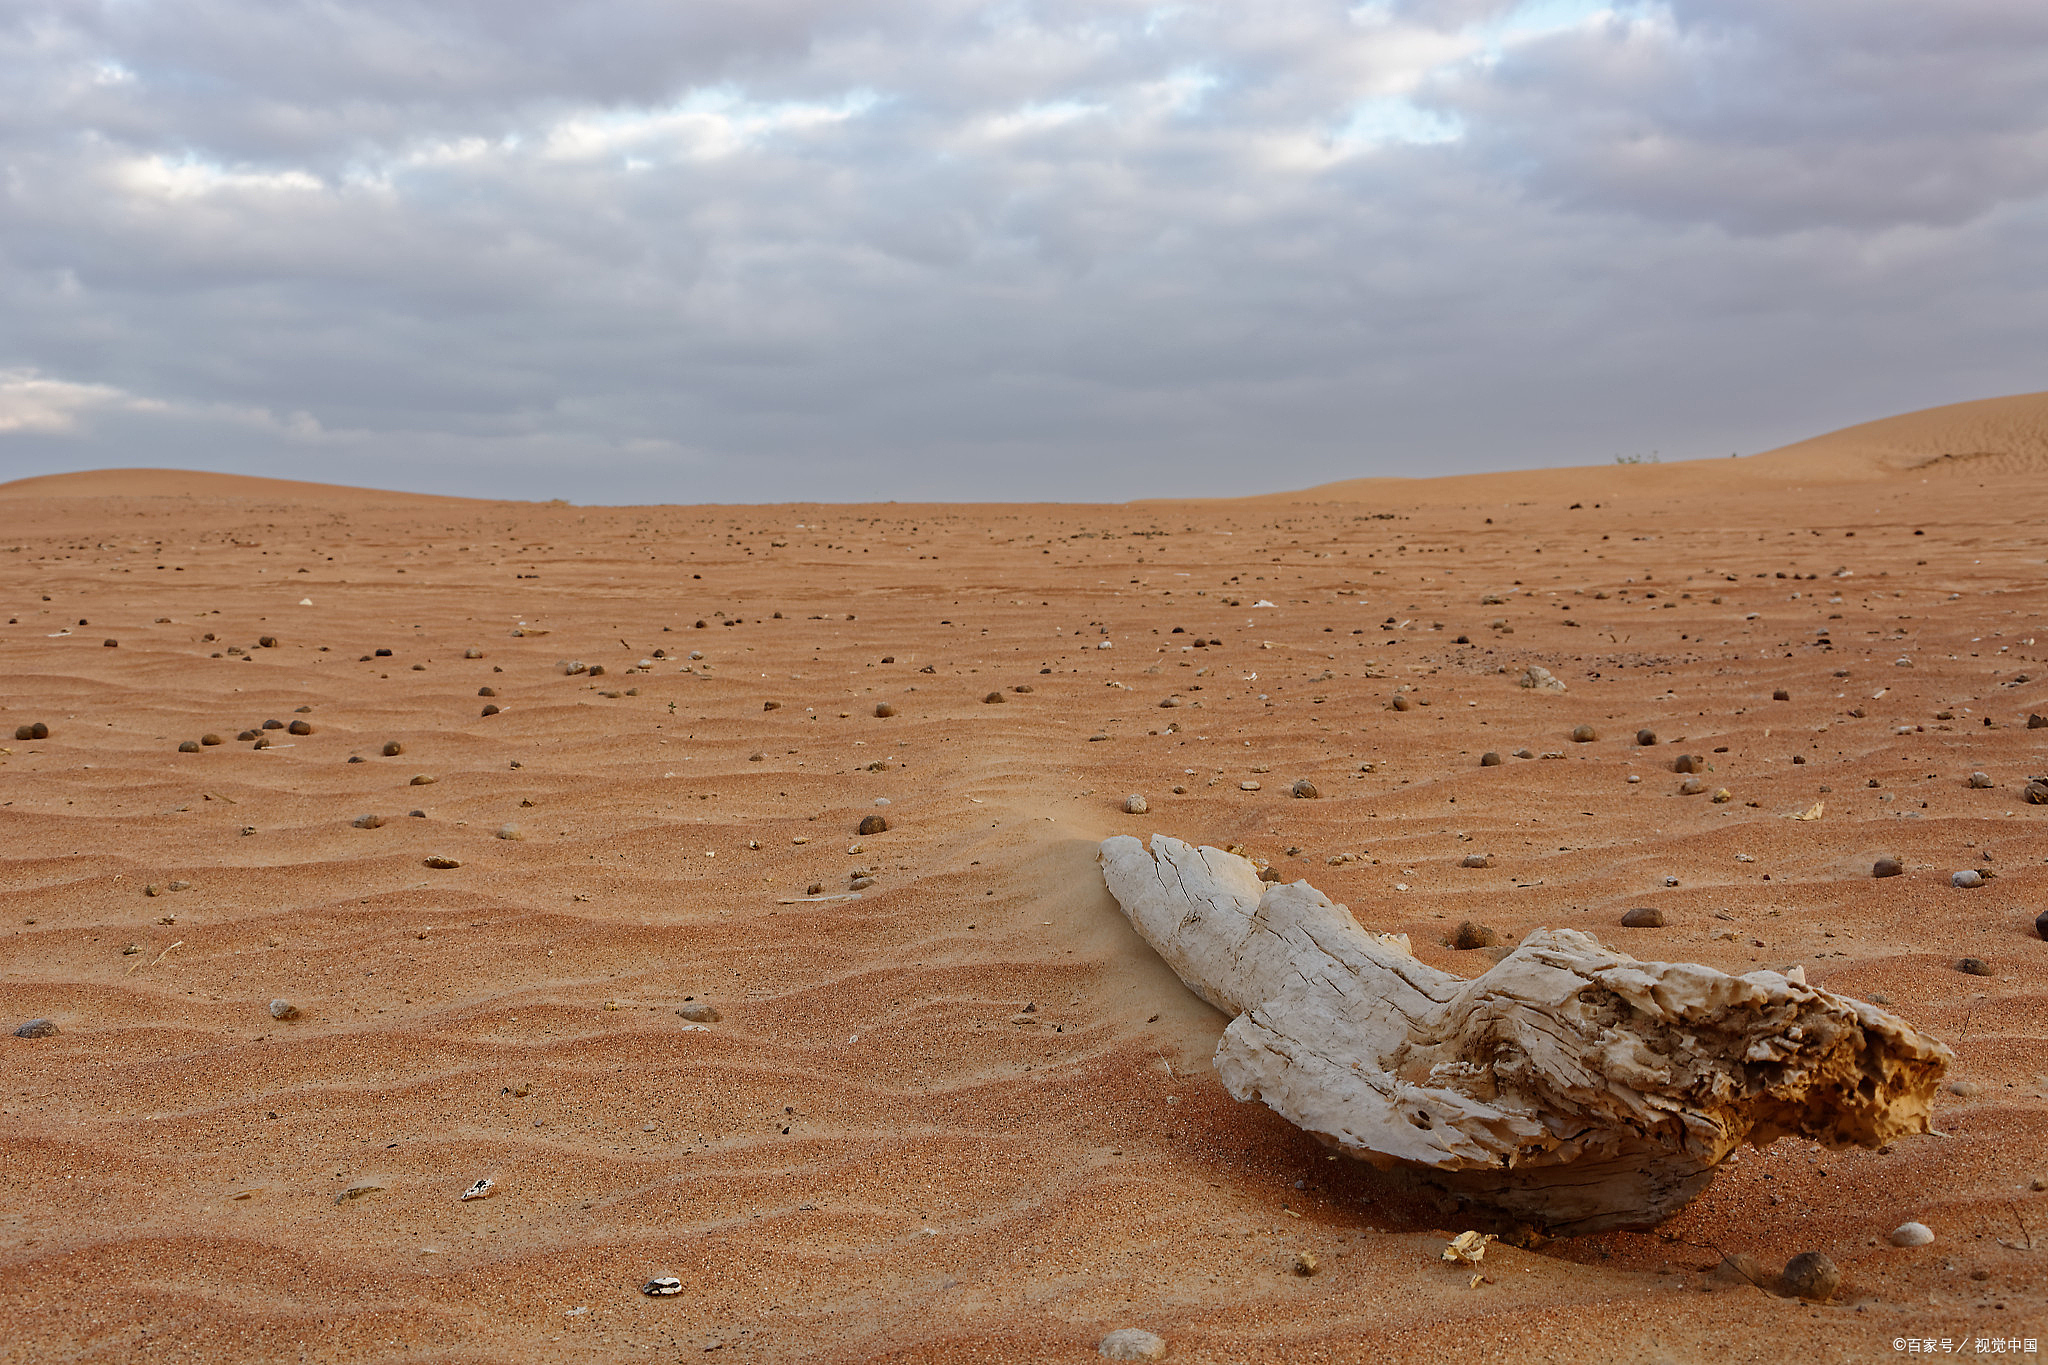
1099,834,1951,1233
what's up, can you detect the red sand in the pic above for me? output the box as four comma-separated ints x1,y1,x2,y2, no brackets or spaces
1,396,2044,1361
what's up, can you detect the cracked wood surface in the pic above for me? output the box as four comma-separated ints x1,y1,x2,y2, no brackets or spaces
1099,833,1953,1233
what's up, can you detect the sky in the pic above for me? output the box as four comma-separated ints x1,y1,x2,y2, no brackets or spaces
1,0,2044,503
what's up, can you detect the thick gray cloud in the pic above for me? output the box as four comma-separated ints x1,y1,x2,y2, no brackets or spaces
1,0,2043,502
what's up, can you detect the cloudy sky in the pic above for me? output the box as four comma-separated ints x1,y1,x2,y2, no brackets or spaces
1,0,2043,502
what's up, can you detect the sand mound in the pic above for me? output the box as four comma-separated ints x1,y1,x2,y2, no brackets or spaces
0,467,475,506
1757,389,2048,475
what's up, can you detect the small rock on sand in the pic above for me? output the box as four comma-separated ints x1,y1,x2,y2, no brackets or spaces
411,774,436,786
2024,780,2048,805
382,741,404,756
642,1277,683,1297
423,855,462,869
1569,724,1598,743
1290,779,1319,799
2035,908,2048,941
353,814,384,829
1453,921,1497,950
269,1000,300,1021
857,814,890,836
1122,794,1148,815
1873,857,1904,878
676,1002,721,1023
1776,1251,1839,1303
1459,853,1491,868
1289,1250,1319,1276
1099,1329,1167,1362
1620,907,1665,928
1679,776,1705,795
14,723,49,740
983,691,1005,704
1520,665,1566,693
1390,694,1412,712
178,740,201,753
1969,771,1994,788
1674,754,1704,774
13,1019,58,1038
874,703,897,718
1773,689,1791,702
288,719,313,735
1890,1221,1935,1247
496,824,523,840
1957,957,1992,977
1479,751,1501,766
2030,713,2048,729
1952,870,1984,889
201,733,223,746
1635,729,1657,746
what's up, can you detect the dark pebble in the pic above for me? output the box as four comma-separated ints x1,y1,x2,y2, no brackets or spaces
1958,957,1993,977
410,774,436,786
259,636,278,648
201,734,223,746
1012,684,1034,693
1569,724,1598,743
2023,780,2048,805
261,719,284,730
1453,921,1497,950
178,740,201,753
1777,1251,1840,1303
1635,729,1657,746
1674,754,1704,773
237,729,259,741
1390,694,1412,712
763,701,781,711
375,648,393,657
1873,857,1904,878
482,704,500,716
15,722,49,741
103,638,118,648
382,741,404,756
587,664,605,677
881,656,894,663
806,882,824,896
1620,907,1665,928
2028,713,2046,729
1773,689,1790,701
2035,909,2048,942
676,1002,721,1023
14,1019,58,1038
479,686,497,697
1480,751,1502,766
287,720,312,735
983,691,1005,704
874,703,897,717
858,814,890,836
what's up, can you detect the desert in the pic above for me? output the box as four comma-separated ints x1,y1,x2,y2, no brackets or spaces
2,393,2047,1362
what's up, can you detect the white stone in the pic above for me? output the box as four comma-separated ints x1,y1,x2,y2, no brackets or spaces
1890,1221,1934,1247
1099,1328,1167,1361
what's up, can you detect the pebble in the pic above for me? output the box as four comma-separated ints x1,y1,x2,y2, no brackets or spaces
1949,1080,1979,1097
1890,1221,1935,1247
465,647,484,659
1679,776,1705,795
1290,779,1319,799
1957,957,1992,977
1519,665,1566,693
2024,780,2048,805
262,719,284,730
479,686,497,697
103,638,118,648
1479,751,1502,766
874,703,897,718
423,855,462,869
1390,694,1412,712
642,1277,684,1297
1098,1329,1168,1362
460,1178,493,1202
201,733,223,746
849,876,876,891
269,1000,300,1021
1569,724,1598,743
13,1019,58,1038
983,690,1005,704
1635,728,1657,746
858,814,890,836
763,700,781,711
1289,1250,1319,1276
237,729,259,742
1620,907,1665,928
1969,771,1993,788
1459,853,1491,868
288,719,313,735
1122,794,1148,815
482,704,500,716
1711,787,1732,803
353,814,384,829
1777,1251,1839,1303
259,636,278,648
1240,780,1261,791
15,723,49,740
1453,921,1497,950
1952,870,1984,889
1513,747,1533,759
676,1002,721,1023
1873,857,1904,878
178,740,201,753
411,774,436,786
1772,689,1791,702
1672,754,1704,774
496,824,523,840
382,741,404,756
2036,908,2048,941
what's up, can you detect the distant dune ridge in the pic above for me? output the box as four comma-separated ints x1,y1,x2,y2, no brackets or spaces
1,389,2045,506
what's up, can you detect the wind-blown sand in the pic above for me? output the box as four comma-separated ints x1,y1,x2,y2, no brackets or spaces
2,398,2044,1361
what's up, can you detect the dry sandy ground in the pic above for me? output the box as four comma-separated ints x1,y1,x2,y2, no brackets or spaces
2,397,2046,1363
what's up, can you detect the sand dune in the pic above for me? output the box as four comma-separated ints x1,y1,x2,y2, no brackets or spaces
1,398,2044,1360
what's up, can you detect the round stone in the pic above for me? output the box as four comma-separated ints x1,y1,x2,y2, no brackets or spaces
1098,1329,1167,1362
858,814,890,836
1674,754,1704,774
382,741,404,756
1890,1221,1935,1247
1453,921,1497,950
410,774,436,786
1620,907,1665,928
983,691,1005,704
1777,1251,1839,1303
1636,728,1657,746
1569,724,1598,743
1873,857,1904,878
178,740,201,753
496,824,523,840
1290,779,1319,799
353,814,384,829
1679,776,1705,795
1479,751,1502,766
874,703,897,718
1122,794,1148,815
1390,694,1412,712
288,720,312,735
1952,869,1984,888
1969,771,1993,788
201,733,223,746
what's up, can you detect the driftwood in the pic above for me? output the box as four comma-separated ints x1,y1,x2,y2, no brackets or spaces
1099,834,1952,1233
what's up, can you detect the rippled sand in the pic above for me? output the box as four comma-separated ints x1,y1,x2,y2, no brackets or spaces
2,412,2045,1360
